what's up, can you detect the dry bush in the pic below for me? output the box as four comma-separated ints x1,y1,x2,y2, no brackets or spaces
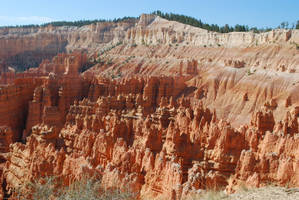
13,176,136,200
188,190,228,200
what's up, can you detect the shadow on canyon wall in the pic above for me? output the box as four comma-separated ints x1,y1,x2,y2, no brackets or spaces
5,40,68,71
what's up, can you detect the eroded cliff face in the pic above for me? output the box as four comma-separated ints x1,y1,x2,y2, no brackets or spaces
1,14,299,71
3,81,299,199
0,14,299,199
0,27,70,71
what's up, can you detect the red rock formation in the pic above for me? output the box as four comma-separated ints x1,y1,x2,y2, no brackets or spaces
250,108,275,134
0,14,299,200
0,60,16,84
224,59,245,68
3,81,298,199
0,79,42,142
0,27,69,71
23,52,88,138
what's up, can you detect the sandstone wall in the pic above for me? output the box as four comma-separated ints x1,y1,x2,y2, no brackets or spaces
1,14,299,73
0,78,42,142
3,84,299,199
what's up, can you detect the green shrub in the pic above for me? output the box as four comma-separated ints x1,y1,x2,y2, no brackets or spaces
247,69,254,76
